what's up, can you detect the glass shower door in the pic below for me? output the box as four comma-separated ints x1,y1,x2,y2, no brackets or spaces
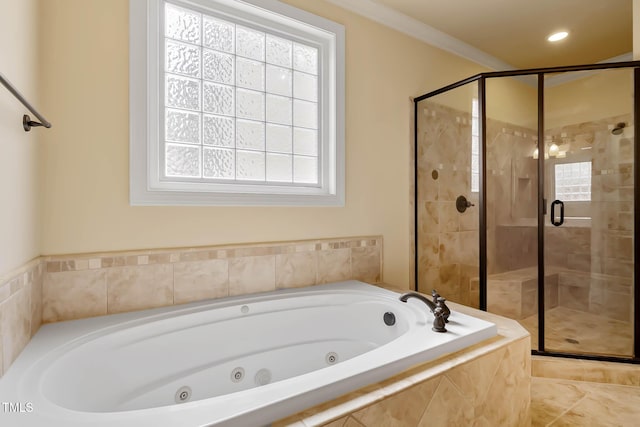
543,68,634,357
483,78,540,348
415,82,480,307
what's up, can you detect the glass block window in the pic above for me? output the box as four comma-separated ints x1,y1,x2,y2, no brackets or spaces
555,162,591,201
471,99,479,193
163,2,319,184
130,0,344,206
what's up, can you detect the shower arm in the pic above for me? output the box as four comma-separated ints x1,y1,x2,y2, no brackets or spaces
0,71,52,132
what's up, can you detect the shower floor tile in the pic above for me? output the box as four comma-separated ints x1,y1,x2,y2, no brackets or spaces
519,306,633,357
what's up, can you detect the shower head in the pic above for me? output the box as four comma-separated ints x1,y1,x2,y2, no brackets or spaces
611,122,626,135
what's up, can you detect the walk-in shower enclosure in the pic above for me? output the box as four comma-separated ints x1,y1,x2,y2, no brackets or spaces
414,61,640,363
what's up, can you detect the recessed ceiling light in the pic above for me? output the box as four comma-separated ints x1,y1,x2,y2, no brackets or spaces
547,31,568,42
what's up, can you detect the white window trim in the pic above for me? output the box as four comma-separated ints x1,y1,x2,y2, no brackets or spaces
130,0,345,206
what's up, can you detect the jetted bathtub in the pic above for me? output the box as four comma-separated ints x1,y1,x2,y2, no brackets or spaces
0,281,497,426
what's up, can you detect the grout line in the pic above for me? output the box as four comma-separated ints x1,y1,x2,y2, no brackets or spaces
545,392,590,427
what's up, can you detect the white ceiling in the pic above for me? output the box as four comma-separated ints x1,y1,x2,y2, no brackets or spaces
357,0,633,69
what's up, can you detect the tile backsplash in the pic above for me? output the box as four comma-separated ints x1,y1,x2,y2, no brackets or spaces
0,236,382,378
42,236,383,322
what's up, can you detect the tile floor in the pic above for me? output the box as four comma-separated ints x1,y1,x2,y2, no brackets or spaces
532,377,640,426
513,303,638,426
520,307,633,357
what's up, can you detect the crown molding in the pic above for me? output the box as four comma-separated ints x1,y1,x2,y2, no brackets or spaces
323,0,516,72
545,52,634,87
324,0,634,87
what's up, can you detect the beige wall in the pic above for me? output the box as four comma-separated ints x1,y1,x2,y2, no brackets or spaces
0,0,40,277
421,76,537,130
38,0,491,288
546,69,634,129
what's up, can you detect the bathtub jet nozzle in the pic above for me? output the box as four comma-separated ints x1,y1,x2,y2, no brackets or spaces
399,292,447,333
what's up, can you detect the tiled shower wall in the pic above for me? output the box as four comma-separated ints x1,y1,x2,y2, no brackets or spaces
493,114,634,321
0,236,382,377
417,102,480,306
417,101,536,306
548,115,633,322
418,100,634,323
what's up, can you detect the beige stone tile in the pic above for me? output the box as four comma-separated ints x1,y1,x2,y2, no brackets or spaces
531,378,585,426
459,207,479,231
0,282,10,304
173,259,229,304
532,357,583,381
107,264,173,314
419,202,438,234
523,307,633,357
0,289,31,374
445,347,506,404
477,339,530,427
233,246,277,257
418,376,474,426
521,289,538,318
342,417,365,427
275,251,317,289
418,234,439,269
438,232,459,265
43,270,107,322
558,286,589,311
601,363,640,387
351,247,381,284
317,249,351,284
578,360,640,386
9,276,23,294
457,231,478,265
487,288,521,319
438,201,459,232
549,381,640,427
352,377,440,426
30,268,43,336
179,251,210,262
229,256,276,296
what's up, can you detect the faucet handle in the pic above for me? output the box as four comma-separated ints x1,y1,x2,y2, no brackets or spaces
436,297,451,323
432,306,447,333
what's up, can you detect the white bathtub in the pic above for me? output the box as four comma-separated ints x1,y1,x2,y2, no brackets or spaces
0,281,496,426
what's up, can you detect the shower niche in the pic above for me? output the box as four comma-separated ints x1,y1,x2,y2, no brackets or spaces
414,62,640,363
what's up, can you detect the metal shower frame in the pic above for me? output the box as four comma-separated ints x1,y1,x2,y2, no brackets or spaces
413,60,640,364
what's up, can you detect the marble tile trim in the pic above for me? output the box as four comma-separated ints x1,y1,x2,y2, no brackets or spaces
42,236,383,322
44,237,382,273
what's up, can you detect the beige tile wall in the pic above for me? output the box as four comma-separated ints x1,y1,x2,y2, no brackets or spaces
42,236,383,323
275,336,532,427
416,101,538,307
0,258,43,377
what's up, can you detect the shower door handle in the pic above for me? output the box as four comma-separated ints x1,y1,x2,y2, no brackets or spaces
550,200,564,226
